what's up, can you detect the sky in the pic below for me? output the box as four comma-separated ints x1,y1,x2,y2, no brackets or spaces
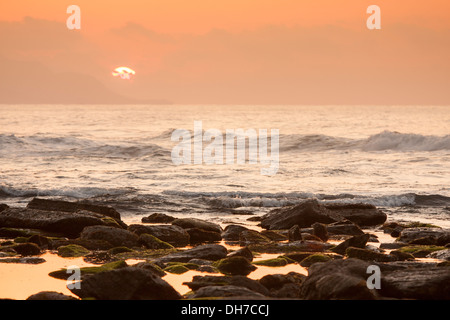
0,0,449,104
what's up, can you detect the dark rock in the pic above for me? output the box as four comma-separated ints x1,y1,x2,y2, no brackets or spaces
57,244,90,257
325,220,365,236
389,250,415,261
397,227,450,244
157,244,228,263
239,230,271,246
69,267,182,300
324,203,387,226
11,243,41,256
0,208,114,238
227,246,253,261
190,285,266,299
26,291,78,300
133,261,166,277
172,218,222,233
80,226,140,248
186,228,222,244
50,238,114,251
260,230,288,241
408,236,437,245
259,272,305,298
141,213,176,223
379,242,409,250
345,247,396,262
184,275,269,296
300,258,378,300
213,256,257,276
28,234,50,248
248,240,334,254
288,225,302,241
128,224,190,247
221,225,249,242
331,234,370,255
0,257,46,264
0,227,62,239
260,199,343,230
282,252,320,263
0,204,9,213
380,267,450,300
27,198,121,221
437,234,450,246
427,249,450,261
312,223,328,242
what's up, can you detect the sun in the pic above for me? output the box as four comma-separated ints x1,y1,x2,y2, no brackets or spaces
112,67,136,80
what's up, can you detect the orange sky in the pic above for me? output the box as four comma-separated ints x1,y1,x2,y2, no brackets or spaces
0,1,449,104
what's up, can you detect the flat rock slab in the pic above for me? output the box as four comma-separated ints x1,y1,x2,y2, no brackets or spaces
324,203,387,227
0,208,112,238
156,244,228,263
381,267,450,300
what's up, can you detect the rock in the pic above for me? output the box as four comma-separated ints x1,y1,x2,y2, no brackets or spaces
80,226,140,248
248,240,334,254
380,267,450,299
141,213,176,223
299,254,332,267
190,285,266,299
379,242,409,250
288,225,302,241
260,199,343,230
253,257,291,267
164,264,190,274
184,275,270,296
128,224,190,247
408,236,437,245
239,230,271,246
172,218,222,233
312,223,328,242
221,225,249,242
397,227,450,243
186,228,222,244
345,247,396,262
28,235,50,248
213,256,257,276
427,249,450,261
26,291,78,300
57,244,90,257
259,272,305,298
0,257,46,264
138,233,173,249
132,261,166,277
227,247,253,261
69,267,182,300
0,208,115,238
0,204,9,213
324,203,387,226
330,234,370,255
50,238,114,251
27,198,121,221
10,243,41,256
157,244,228,263
0,227,62,238
325,220,365,236
49,260,128,280
437,234,450,246
397,245,447,258
300,258,378,300
282,252,321,263
389,250,415,261
260,230,288,241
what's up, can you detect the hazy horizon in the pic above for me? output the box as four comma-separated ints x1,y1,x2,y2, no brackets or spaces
1,1,449,105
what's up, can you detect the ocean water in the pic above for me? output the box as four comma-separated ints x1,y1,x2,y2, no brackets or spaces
1,105,449,227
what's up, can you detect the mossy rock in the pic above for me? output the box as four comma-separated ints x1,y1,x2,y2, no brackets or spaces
164,264,190,274
49,260,128,280
114,248,178,260
253,257,290,267
300,254,331,267
404,222,441,229
100,217,122,228
398,245,446,258
139,233,174,249
108,246,135,255
57,244,90,257
212,256,257,276
166,262,199,270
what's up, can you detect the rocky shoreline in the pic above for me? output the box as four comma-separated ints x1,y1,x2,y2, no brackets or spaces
0,198,449,300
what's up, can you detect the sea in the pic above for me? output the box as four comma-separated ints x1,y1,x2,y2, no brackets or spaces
1,105,449,228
